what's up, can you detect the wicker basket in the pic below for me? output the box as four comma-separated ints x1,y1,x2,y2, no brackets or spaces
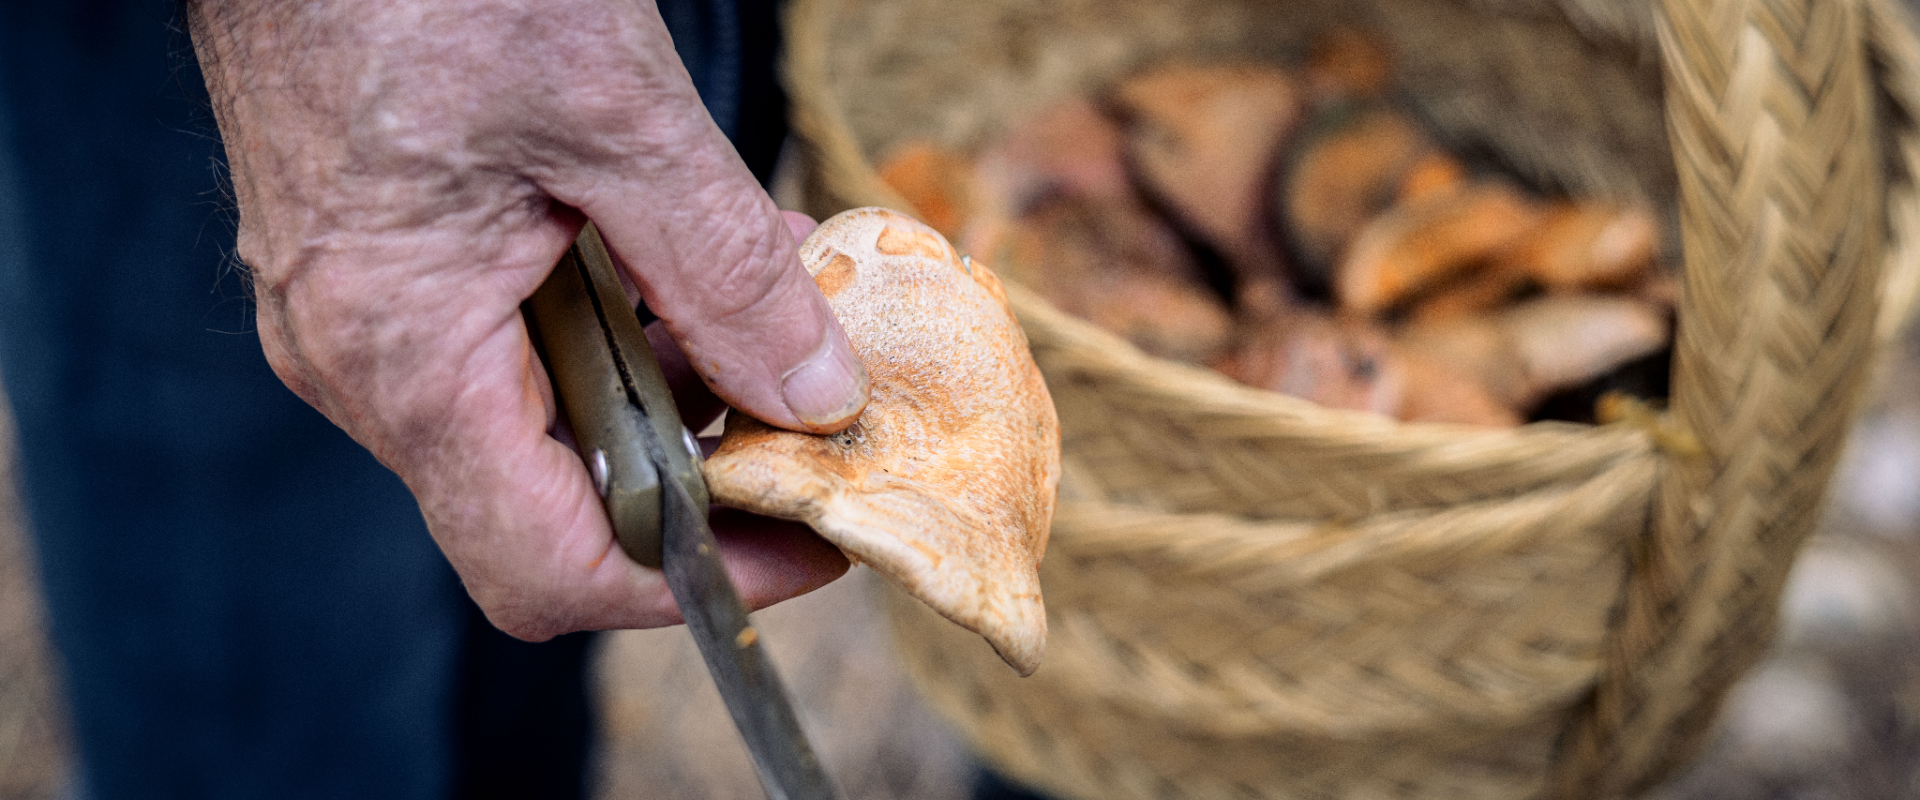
782,0,1920,797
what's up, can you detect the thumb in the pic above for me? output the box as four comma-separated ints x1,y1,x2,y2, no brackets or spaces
571,138,867,434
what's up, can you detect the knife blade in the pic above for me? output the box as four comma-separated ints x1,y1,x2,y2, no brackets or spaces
524,224,845,800
656,449,844,800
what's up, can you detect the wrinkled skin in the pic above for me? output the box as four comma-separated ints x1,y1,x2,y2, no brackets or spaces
186,0,870,640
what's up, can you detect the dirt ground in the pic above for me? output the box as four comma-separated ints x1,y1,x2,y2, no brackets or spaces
4,341,1920,800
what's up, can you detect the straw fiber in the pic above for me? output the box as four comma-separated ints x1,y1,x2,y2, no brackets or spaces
783,0,1920,795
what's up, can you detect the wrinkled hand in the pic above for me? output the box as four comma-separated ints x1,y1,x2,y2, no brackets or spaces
187,0,868,639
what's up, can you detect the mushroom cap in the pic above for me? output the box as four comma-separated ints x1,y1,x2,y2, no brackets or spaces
703,208,1061,675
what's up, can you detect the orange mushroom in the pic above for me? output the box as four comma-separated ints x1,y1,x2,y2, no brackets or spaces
1335,182,1541,315
1112,62,1303,315
704,209,1060,676
876,140,976,240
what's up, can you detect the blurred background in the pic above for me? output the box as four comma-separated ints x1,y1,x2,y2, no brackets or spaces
3,334,1920,798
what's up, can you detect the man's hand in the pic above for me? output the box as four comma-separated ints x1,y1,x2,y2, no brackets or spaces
186,0,868,640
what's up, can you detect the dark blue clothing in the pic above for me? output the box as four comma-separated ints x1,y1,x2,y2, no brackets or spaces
973,770,1061,800
0,1,780,798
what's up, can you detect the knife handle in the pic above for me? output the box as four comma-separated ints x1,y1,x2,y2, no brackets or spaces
524,224,710,569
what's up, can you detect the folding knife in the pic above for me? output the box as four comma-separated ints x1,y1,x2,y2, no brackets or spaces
524,225,844,800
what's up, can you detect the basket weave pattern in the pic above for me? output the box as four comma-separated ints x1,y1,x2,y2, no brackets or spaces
783,0,1920,796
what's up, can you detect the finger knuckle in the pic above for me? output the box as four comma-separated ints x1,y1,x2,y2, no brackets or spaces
699,209,803,323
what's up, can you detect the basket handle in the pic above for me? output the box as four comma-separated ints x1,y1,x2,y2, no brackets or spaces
1550,0,1888,795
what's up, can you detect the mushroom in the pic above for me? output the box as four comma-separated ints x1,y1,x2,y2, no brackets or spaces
703,209,1061,676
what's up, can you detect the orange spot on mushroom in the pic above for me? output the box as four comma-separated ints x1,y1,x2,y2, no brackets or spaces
813,252,859,297
875,225,951,260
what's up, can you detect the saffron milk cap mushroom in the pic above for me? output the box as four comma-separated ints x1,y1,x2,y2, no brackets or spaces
702,208,1061,675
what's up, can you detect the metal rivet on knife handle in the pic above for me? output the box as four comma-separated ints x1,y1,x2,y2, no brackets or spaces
590,449,611,498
